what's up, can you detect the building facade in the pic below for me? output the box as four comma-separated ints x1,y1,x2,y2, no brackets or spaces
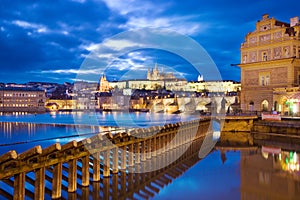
147,63,176,80
0,87,46,113
239,14,300,112
99,74,110,92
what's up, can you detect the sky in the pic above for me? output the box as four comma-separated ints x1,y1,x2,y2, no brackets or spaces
1,0,300,84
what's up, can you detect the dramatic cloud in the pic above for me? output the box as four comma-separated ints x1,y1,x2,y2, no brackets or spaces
0,0,299,83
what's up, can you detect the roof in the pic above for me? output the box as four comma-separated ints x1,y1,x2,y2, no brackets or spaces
0,87,44,92
275,20,290,28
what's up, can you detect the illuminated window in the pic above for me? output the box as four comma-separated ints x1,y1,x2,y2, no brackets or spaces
259,72,270,86
262,52,268,61
266,75,270,85
261,76,265,86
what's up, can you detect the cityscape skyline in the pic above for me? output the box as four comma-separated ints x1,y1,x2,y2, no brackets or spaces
1,1,300,83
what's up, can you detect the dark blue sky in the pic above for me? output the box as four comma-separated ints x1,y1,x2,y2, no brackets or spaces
1,0,299,83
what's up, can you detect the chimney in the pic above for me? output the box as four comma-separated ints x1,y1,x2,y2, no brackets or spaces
262,14,269,20
290,16,299,27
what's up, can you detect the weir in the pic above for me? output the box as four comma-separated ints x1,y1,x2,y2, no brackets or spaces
0,118,211,200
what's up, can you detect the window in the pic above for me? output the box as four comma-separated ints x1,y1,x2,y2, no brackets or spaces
259,72,270,86
261,76,265,86
265,75,270,86
263,52,268,61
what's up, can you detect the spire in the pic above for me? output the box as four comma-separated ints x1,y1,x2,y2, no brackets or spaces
147,67,151,80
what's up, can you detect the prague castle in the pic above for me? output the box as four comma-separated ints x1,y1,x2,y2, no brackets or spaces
239,14,300,114
147,63,176,80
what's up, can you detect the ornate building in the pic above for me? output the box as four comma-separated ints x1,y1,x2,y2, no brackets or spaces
239,14,300,113
147,63,176,80
99,74,110,92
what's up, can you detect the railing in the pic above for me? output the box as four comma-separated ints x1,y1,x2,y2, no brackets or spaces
0,119,211,199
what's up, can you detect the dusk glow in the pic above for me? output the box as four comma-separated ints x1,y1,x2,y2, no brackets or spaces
1,0,299,83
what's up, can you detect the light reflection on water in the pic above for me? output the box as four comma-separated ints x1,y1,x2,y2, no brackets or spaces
0,111,199,126
0,112,300,199
0,112,199,154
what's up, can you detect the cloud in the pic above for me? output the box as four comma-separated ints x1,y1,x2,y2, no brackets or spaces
39,68,100,75
11,20,49,34
101,0,165,16
119,15,209,35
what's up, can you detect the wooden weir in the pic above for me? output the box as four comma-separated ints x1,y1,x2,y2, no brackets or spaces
0,118,211,199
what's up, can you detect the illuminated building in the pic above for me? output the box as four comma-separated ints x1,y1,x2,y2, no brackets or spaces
147,63,176,80
0,87,46,113
99,74,110,92
239,14,300,112
45,99,77,111
185,80,241,93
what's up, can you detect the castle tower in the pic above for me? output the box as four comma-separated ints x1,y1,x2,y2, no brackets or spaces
152,63,159,80
99,74,110,92
147,67,151,80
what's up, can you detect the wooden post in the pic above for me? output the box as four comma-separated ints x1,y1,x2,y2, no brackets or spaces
128,143,134,167
147,138,152,159
141,140,146,161
157,136,161,155
152,137,157,157
161,135,165,154
135,142,140,164
103,150,110,177
121,146,127,170
112,148,119,174
93,153,100,181
52,163,62,199
68,159,77,192
34,167,45,200
13,172,25,200
82,156,90,187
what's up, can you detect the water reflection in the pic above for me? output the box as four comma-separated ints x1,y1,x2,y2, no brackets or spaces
241,146,300,200
0,122,126,154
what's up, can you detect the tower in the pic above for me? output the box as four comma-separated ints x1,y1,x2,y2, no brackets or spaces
147,67,151,80
99,74,110,92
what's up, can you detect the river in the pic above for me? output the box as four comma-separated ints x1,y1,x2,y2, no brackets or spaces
0,112,299,199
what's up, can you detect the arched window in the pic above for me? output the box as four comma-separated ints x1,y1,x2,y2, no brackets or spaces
261,100,269,111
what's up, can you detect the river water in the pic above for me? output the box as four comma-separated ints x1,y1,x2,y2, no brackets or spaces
0,111,199,154
0,112,299,200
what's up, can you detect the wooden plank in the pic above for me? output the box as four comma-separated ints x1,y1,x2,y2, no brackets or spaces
42,143,61,156
61,140,77,151
18,146,42,160
0,150,17,164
